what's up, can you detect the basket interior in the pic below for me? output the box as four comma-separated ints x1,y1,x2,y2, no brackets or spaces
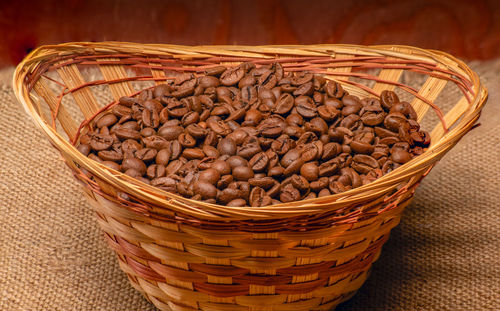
15,43,486,219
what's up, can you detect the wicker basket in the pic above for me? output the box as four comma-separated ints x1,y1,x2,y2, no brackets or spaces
13,42,487,311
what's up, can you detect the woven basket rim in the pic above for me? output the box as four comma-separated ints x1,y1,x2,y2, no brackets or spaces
13,42,488,220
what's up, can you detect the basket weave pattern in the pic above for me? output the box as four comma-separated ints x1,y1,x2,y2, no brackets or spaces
14,43,487,311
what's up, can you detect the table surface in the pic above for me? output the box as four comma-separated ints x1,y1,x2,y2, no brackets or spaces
0,58,499,310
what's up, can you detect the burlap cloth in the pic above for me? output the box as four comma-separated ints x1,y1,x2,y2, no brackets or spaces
1,60,499,311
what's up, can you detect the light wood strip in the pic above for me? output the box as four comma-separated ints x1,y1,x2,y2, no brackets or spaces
411,75,448,122
98,58,135,99
56,64,100,118
33,78,78,138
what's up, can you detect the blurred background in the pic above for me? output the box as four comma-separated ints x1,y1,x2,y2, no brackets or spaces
0,0,499,68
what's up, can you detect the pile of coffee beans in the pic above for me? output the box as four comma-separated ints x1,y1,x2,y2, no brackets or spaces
77,62,430,207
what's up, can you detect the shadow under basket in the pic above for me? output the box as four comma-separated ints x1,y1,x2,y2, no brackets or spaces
13,43,487,311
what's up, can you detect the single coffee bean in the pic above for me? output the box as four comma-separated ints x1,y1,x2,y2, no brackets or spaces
280,184,301,203
391,149,413,164
134,148,157,162
318,158,340,177
325,81,345,98
77,144,91,156
281,148,301,167
318,188,331,197
268,166,285,178
227,156,248,168
217,174,234,189
291,174,309,192
232,166,254,181
350,141,374,154
142,135,169,150
248,177,275,189
158,125,184,141
90,133,114,151
96,113,118,128
122,158,147,176
295,96,317,118
198,168,221,185
249,152,269,172
192,181,217,199
352,154,379,174
227,198,247,207
217,137,237,156
102,161,121,171
300,162,319,181
182,148,205,160
147,164,166,179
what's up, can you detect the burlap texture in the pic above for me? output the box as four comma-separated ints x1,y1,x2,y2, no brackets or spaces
1,60,499,310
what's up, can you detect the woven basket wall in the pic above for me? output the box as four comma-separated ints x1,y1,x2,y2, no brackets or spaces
13,42,487,311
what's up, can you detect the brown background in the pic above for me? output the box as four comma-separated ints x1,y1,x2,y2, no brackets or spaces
0,0,499,68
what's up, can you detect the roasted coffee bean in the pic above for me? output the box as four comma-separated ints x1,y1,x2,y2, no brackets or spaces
318,105,340,122
318,158,340,177
178,133,196,148
268,166,285,178
340,114,361,130
227,198,247,207
322,142,341,160
158,125,183,141
140,127,156,137
209,160,230,176
78,144,91,156
233,166,254,181
102,161,121,171
135,148,157,162
325,81,345,98
147,164,166,179
384,112,407,132
216,174,233,189
295,96,317,118
217,137,237,156
90,133,114,151
199,168,221,185
352,154,379,174
237,142,261,159
301,142,322,162
98,150,123,162
342,95,363,116
391,149,413,164
96,113,118,128
142,135,168,150
380,90,399,111
284,158,304,176
390,101,418,120
182,148,205,160
350,141,374,154
249,152,269,172
193,181,217,199
122,158,147,176
118,96,137,107
181,111,200,127
220,66,245,86
410,131,431,146
300,162,319,181
306,117,328,135
248,177,275,189
291,174,309,192
280,184,301,203
281,148,301,167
